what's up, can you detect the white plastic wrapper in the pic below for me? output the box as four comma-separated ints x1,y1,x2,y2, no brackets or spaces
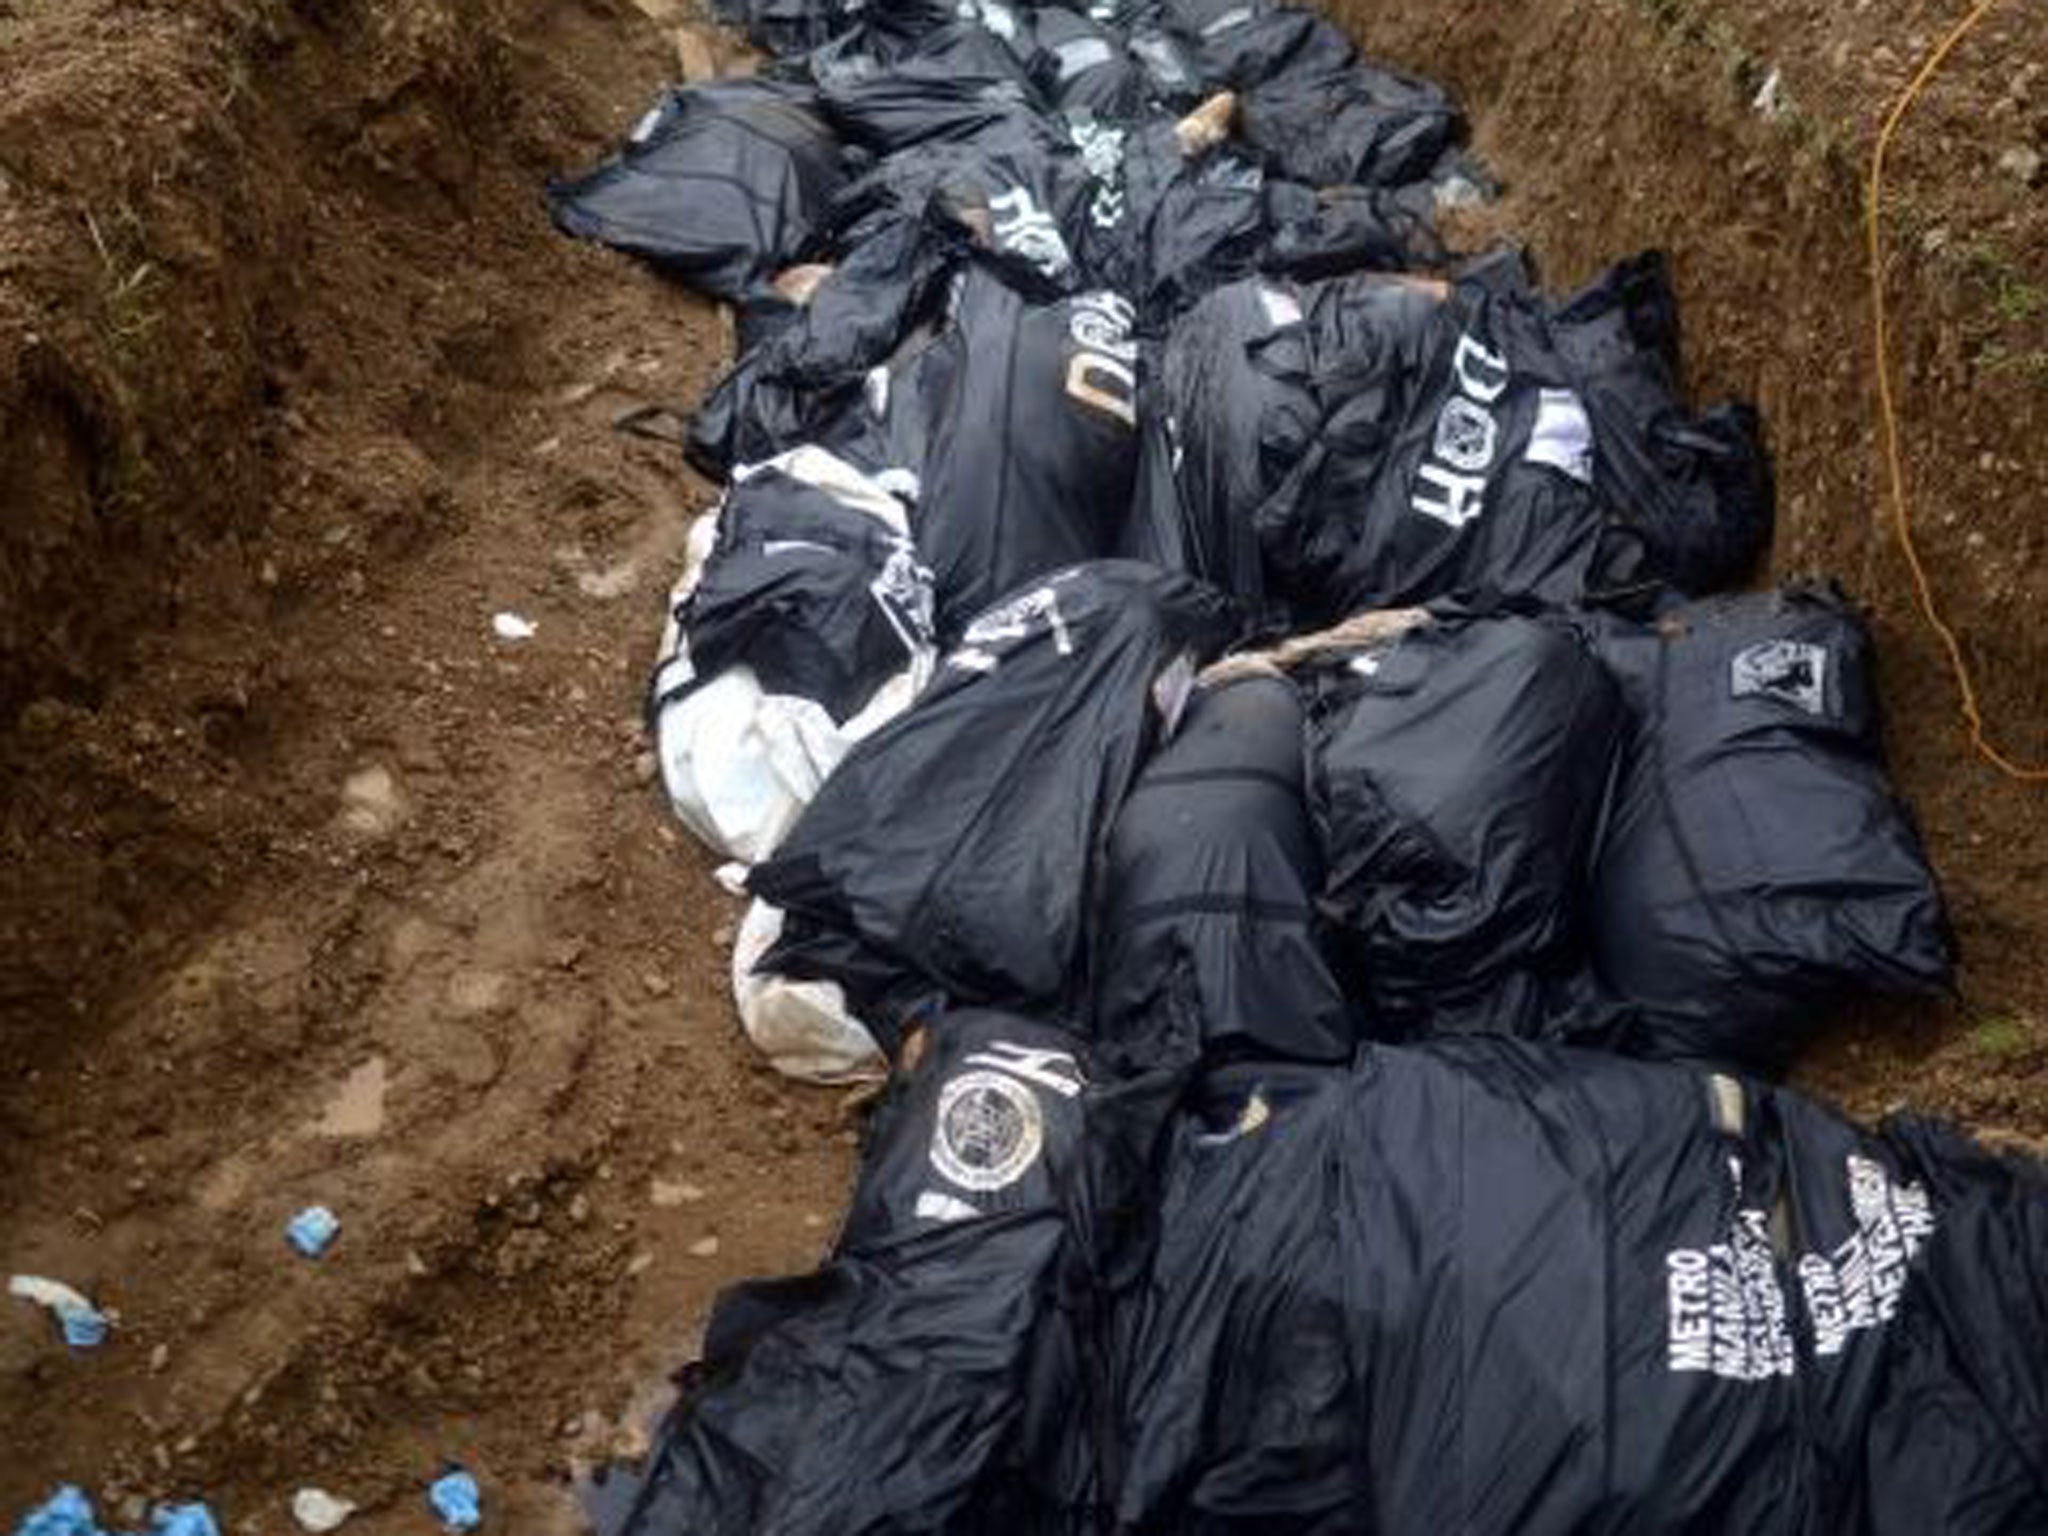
732,898,884,1082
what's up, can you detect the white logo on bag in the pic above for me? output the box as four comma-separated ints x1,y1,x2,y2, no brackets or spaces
952,580,1077,670
964,1040,1085,1097
1068,117,1128,229
930,1068,1046,1191
1066,291,1138,428
870,542,937,659
914,1188,983,1223
1664,1153,1936,1381
1797,1155,1934,1357
989,186,1073,280
1664,1206,1796,1382
1731,640,1829,716
1432,395,1498,473
1411,331,1510,530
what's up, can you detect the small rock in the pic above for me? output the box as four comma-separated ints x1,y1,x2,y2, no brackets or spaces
292,1488,357,1533
569,1193,591,1225
632,750,659,785
687,1235,721,1258
627,1251,655,1277
339,765,408,839
150,1342,172,1373
650,1179,705,1208
641,971,672,998
427,1020,502,1090
1999,145,2044,185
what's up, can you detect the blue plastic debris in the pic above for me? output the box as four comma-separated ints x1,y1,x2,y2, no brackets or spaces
10,1487,221,1536
427,1471,480,1532
12,1485,100,1536
58,1306,110,1350
8,1276,109,1350
286,1206,341,1259
146,1508,219,1536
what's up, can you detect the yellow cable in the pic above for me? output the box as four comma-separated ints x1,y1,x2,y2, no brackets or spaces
1865,0,2048,778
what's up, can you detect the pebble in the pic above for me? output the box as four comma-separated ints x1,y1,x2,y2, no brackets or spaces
150,1342,171,1373
339,765,408,838
429,1020,502,1089
650,1178,706,1207
642,971,673,998
1998,145,2042,185
687,1235,721,1258
292,1488,358,1533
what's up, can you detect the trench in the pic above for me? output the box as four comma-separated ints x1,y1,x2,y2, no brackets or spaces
0,0,2042,1527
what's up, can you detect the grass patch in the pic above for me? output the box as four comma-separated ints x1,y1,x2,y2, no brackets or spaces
1968,1015,2033,1059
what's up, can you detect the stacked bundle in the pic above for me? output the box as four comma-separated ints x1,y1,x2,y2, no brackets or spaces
547,3,2035,1530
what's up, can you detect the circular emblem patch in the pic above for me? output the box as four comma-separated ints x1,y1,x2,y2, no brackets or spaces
930,1070,1045,1192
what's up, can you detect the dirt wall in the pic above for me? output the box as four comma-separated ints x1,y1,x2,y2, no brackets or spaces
0,0,665,1072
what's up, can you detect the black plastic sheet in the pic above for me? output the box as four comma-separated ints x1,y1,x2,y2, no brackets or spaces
1303,612,1625,1039
548,79,846,301
1095,673,1353,1062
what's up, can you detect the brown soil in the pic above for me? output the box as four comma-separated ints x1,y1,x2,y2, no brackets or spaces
0,1,851,1530
0,0,2041,1528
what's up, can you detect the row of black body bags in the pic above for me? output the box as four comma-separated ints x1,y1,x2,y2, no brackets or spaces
1116,1035,2048,1536
1287,591,1953,1069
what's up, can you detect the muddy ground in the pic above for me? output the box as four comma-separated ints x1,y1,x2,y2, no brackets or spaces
0,0,2042,1529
